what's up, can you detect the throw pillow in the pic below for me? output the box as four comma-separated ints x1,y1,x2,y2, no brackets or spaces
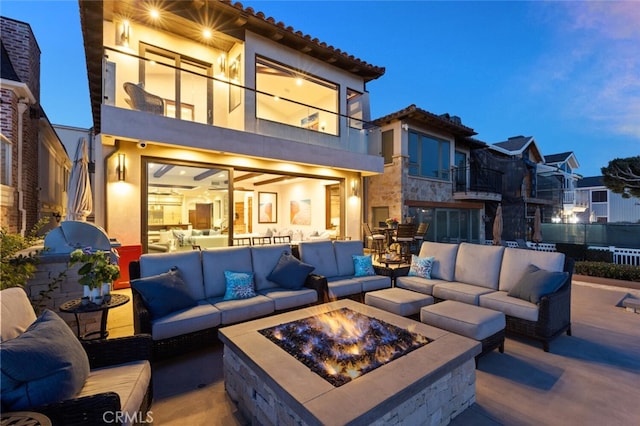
408,255,435,279
1,310,90,411
223,271,257,300
353,254,376,277
131,267,197,319
191,229,203,236
267,252,315,289
508,264,569,304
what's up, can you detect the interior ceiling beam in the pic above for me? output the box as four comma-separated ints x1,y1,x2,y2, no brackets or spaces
234,172,263,182
253,176,291,186
193,169,220,181
153,164,175,178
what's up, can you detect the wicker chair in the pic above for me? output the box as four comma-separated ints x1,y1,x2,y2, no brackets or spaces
123,82,164,115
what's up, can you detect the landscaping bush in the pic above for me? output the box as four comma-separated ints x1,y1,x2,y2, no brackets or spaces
555,243,587,261
574,261,640,282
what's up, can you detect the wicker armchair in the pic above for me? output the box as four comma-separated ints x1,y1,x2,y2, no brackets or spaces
123,82,164,115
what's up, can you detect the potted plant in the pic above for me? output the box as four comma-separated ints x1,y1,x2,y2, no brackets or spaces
69,247,120,303
385,217,399,228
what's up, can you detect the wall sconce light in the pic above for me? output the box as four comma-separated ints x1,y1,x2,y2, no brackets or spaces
117,20,131,47
351,179,359,197
401,123,409,131
52,211,62,223
217,55,226,77
117,153,126,181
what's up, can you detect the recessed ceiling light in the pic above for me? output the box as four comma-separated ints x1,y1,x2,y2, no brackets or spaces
203,28,212,39
149,9,159,19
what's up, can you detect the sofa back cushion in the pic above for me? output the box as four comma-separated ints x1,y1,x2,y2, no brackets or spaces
251,245,291,291
202,246,252,298
334,240,365,276
139,251,205,300
0,288,37,343
418,242,459,281
455,243,505,289
499,248,566,292
298,241,339,278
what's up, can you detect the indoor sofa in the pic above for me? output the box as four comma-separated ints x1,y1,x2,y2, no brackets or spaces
0,287,152,426
396,241,574,351
297,240,392,301
129,244,324,358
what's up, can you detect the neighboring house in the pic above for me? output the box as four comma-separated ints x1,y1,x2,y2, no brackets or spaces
0,17,70,235
485,135,561,241
370,105,486,243
575,176,640,224
78,1,386,251
542,151,582,223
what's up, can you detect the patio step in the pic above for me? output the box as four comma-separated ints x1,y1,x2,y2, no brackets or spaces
622,296,640,313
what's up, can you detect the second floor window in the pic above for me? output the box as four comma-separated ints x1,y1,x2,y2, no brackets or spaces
382,130,393,164
592,190,608,203
408,131,450,180
255,56,338,135
0,134,11,186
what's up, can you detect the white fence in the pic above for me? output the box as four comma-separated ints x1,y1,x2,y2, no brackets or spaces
483,241,640,266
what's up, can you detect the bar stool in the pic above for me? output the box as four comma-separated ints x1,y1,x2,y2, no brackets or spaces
394,223,416,263
364,223,386,261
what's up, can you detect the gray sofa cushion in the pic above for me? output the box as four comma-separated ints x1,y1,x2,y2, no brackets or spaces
499,248,565,292
508,264,569,304
325,277,362,298
209,295,275,325
334,240,365,276
202,247,252,298
298,241,339,278
151,301,221,341
354,274,392,292
252,245,291,291
454,243,505,289
1,310,90,411
417,242,459,281
258,288,318,311
479,291,539,322
140,250,205,300
395,276,450,295
432,282,497,305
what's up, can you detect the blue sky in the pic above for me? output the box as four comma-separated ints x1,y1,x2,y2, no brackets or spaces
2,1,639,177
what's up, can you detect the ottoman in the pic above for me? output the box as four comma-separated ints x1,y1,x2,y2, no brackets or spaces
421,300,505,364
365,288,434,318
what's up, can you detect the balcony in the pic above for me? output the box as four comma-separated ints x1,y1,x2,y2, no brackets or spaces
102,47,381,156
452,166,502,201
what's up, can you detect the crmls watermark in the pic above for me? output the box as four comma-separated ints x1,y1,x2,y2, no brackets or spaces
103,411,153,424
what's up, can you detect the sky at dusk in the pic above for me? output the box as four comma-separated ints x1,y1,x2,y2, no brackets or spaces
2,0,639,177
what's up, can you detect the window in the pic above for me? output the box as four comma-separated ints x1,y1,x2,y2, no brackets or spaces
382,130,393,164
592,190,607,203
408,131,450,180
347,88,363,129
255,56,338,135
1,134,11,186
454,151,467,191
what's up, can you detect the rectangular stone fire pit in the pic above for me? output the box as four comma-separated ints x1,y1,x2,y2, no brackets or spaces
219,300,480,425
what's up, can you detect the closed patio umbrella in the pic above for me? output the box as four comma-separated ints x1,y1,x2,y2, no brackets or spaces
492,203,503,245
66,138,93,221
533,206,543,243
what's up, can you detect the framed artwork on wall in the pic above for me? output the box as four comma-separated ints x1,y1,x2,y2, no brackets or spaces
229,54,241,112
290,199,311,225
258,192,277,223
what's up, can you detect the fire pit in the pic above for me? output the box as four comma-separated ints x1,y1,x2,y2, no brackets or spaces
219,300,480,425
259,307,430,387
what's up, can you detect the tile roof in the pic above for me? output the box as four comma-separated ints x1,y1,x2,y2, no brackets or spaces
493,136,533,152
577,176,604,188
373,104,477,137
544,151,573,164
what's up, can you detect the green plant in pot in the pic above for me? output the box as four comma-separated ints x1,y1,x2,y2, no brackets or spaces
69,247,120,303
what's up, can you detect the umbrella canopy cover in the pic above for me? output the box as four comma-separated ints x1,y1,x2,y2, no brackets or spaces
493,204,503,245
533,206,543,243
66,138,93,221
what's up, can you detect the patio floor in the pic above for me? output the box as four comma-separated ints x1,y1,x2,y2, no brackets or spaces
108,280,640,425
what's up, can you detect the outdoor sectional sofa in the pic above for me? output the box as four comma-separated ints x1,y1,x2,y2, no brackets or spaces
129,244,325,358
395,241,574,351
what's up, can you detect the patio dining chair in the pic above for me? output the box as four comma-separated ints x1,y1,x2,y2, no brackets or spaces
123,82,165,115
393,223,416,263
273,235,292,244
233,237,252,246
413,222,429,253
364,223,386,261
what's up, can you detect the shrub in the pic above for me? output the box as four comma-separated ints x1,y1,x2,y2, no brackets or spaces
574,261,640,282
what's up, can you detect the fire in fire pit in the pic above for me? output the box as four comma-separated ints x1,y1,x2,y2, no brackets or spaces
259,307,430,387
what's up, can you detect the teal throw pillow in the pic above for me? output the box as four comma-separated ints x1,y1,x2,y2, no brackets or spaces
508,264,569,304
223,271,257,300
408,255,435,279
1,310,90,411
267,252,315,289
131,267,197,319
353,254,375,277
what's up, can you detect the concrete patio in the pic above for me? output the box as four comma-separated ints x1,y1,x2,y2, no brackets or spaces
106,279,640,425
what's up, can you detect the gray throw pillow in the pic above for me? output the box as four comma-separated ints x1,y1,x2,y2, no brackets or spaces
267,252,315,290
131,267,197,319
1,310,90,411
508,264,569,304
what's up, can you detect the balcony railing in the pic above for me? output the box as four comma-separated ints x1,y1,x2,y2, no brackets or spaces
103,47,380,155
452,166,503,195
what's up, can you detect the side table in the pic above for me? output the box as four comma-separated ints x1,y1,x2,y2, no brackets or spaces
60,293,129,340
1,411,52,426
374,261,410,287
